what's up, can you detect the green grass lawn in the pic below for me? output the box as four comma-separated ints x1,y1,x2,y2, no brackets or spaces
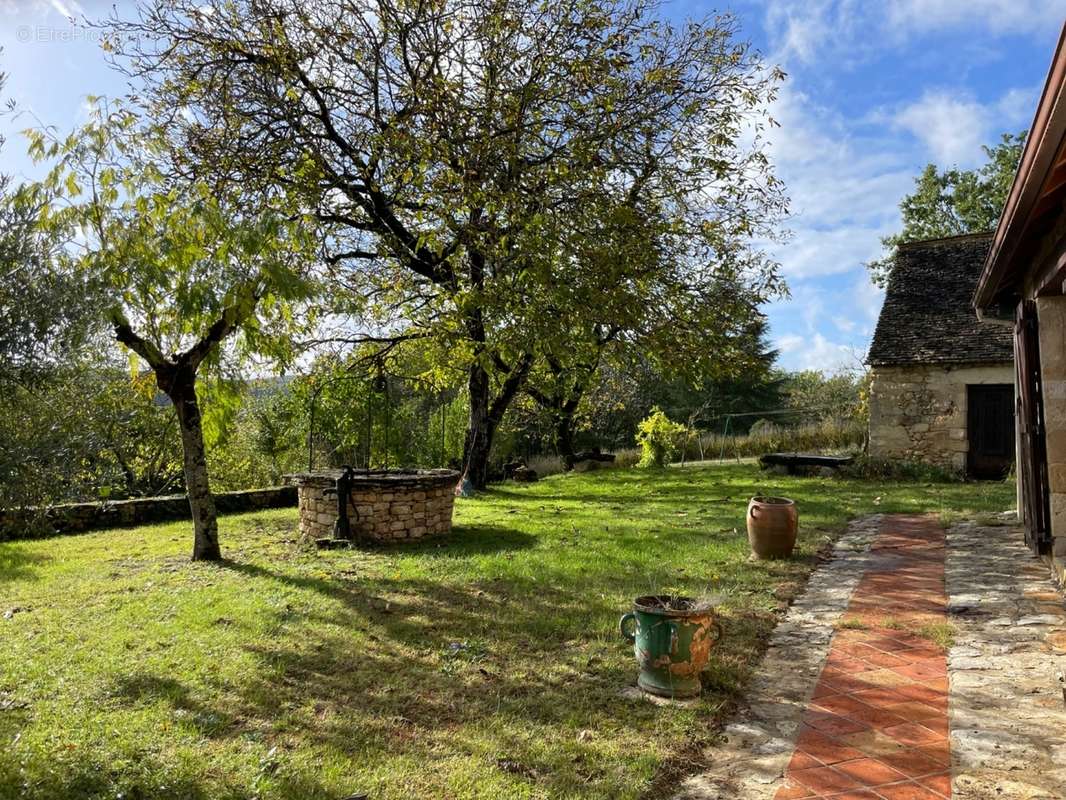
0,464,1013,800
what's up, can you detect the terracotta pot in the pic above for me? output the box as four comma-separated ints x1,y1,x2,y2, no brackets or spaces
746,496,797,559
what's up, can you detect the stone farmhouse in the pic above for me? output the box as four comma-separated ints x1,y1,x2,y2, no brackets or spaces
867,233,1015,477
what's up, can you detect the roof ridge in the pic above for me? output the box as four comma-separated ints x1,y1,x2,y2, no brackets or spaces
896,231,995,249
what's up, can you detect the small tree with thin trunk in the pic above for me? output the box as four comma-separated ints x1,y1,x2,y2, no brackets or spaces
24,107,317,560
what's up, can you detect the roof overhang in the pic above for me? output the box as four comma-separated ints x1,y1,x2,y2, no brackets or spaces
975,22,1066,310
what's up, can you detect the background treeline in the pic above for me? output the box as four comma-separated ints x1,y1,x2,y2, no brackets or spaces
0,336,867,509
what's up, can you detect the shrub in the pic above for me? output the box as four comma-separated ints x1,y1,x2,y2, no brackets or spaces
614,448,642,469
681,417,865,462
838,455,962,483
635,407,686,468
748,418,779,437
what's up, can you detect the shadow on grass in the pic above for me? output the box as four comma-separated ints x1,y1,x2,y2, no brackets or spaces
0,739,341,800
199,556,761,786
111,673,239,738
60,560,725,798
386,523,538,558
230,582,733,795
0,545,50,584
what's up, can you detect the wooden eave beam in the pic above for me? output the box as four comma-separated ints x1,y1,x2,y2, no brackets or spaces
974,21,1066,310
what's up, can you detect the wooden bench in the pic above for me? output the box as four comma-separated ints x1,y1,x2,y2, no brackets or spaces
759,452,855,475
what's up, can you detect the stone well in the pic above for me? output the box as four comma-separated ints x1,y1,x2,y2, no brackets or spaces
288,469,460,544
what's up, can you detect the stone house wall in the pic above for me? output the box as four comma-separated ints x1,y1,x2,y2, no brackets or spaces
868,363,1015,473
1036,296,1066,582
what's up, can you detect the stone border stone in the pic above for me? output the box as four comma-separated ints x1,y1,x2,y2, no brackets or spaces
946,520,1066,799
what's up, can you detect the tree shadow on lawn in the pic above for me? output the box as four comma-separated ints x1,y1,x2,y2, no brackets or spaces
6,513,808,798
378,523,538,558
0,738,341,800
230,577,740,795
252,547,757,673
0,696,255,800
0,544,51,584
110,672,239,737
67,561,728,797
8,521,800,799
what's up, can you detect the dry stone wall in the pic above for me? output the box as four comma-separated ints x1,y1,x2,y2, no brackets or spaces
0,486,296,541
868,363,1014,472
292,469,459,543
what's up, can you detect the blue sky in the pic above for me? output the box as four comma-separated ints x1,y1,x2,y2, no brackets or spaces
0,0,1062,374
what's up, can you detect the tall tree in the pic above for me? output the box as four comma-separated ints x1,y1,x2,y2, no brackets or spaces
108,0,786,488
867,132,1025,286
25,108,317,560
0,65,100,391
0,63,113,515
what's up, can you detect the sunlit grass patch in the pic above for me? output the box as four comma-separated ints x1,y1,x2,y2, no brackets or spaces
835,617,870,630
0,464,1013,799
916,621,958,650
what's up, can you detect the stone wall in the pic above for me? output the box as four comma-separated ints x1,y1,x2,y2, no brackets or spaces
1037,296,1066,581
0,486,296,541
291,469,459,543
868,362,1015,472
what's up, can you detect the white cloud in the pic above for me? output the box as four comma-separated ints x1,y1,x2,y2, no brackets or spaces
766,267,886,372
891,86,1039,167
849,272,886,325
996,86,1039,132
757,0,1048,373
834,316,856,333
761,85,911,279
774,331,857,373
766,2,828,64
893,90,990,167
763,1,865,66
886,0,1064,37
0,0,85,19
771,224,893,280
764,1,1064,62
48,0,82,19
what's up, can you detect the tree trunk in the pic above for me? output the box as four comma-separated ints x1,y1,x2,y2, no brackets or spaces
555,410,577,470
462,363,496,490
461,354,534,490
169,371,221,561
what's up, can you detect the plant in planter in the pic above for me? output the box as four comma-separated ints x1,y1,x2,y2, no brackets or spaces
619,595,723,698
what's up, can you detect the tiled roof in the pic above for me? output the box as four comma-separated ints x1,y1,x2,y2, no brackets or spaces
867,233,1014,367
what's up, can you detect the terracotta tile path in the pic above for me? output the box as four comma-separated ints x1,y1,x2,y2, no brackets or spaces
673,514,1066,800
774,516,952,799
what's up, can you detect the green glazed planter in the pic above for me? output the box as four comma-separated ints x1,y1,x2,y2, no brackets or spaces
619,595,723,698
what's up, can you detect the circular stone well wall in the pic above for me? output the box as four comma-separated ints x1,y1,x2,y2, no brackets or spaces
289,469,460,543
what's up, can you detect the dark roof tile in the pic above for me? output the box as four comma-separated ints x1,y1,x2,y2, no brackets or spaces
867,233,1013,367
